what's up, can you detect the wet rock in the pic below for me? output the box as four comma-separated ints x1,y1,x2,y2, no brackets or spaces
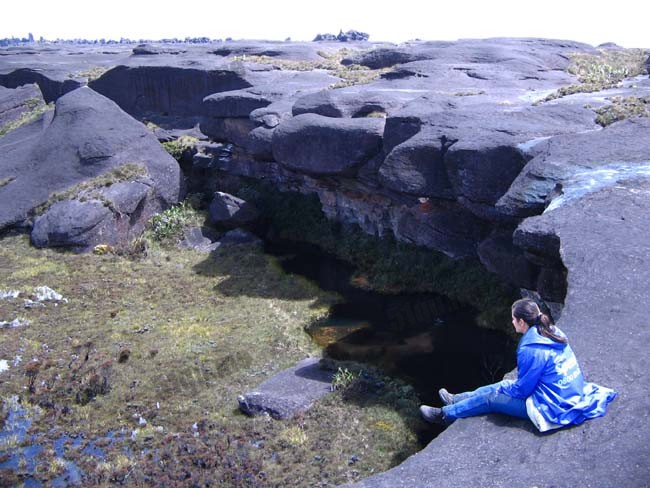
272,113,384,175
209,192,259,228
219,228,262,246
497,118,650,218
238,357,333,419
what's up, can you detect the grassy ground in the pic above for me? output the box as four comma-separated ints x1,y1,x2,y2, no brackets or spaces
538,48,648,103
0,231,425,486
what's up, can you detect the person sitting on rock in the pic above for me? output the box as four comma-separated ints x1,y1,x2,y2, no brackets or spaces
420,298,617,432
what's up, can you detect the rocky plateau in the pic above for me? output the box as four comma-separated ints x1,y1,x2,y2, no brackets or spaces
1,38,649,487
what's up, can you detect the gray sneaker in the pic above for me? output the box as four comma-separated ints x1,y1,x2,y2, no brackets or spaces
420,405,446,424
438,388,456,405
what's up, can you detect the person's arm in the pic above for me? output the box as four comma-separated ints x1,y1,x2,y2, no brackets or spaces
500,347,547,399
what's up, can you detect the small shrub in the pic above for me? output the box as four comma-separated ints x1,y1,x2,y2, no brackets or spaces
148,201,199,242
331,367,357,391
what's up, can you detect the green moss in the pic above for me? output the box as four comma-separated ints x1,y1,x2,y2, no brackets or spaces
162,135,199,161
34,163,148,215
236,183,516,330
0,102,53,137
594,95,650,126
539,48,648,103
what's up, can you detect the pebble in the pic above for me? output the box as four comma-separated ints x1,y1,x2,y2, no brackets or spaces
0,359,9,373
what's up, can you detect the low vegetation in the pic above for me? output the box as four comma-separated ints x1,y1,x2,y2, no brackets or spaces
162,135,199,161
68,66,111,82
539,48,648,103
33,163,148,215
0,101,53,137
147,197,204,242
0,229,426,486
593,95,650,126
232,49,392,89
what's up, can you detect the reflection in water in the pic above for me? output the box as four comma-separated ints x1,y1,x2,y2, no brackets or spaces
266,241,517,406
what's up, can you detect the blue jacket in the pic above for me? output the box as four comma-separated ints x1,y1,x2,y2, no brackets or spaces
500,325,617,430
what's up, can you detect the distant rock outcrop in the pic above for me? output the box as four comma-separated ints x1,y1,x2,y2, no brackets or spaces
313,30,370,42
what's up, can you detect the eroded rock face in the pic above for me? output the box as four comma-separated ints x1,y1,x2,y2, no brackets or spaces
0,68,81,103
0,86,182,249
90,65,252,118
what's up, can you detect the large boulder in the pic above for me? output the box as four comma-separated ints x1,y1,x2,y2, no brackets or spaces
31,179,160,251
272,113,384,175
378,127,455,199
292,87,415,118
0,86,182,248
208,192,260,228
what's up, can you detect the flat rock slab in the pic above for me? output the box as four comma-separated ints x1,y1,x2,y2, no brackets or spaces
238,357,333,420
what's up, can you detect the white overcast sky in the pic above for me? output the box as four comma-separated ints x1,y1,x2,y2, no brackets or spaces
2,0,649,48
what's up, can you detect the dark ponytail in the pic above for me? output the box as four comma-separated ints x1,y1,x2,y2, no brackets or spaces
512,299,567,344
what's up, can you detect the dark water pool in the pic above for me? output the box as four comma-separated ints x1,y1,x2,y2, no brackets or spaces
265,240,517,406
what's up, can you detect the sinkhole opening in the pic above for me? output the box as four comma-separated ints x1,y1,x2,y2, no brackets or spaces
265,239,518,422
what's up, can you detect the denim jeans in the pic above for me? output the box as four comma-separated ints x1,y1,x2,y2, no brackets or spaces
442,380,528,422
